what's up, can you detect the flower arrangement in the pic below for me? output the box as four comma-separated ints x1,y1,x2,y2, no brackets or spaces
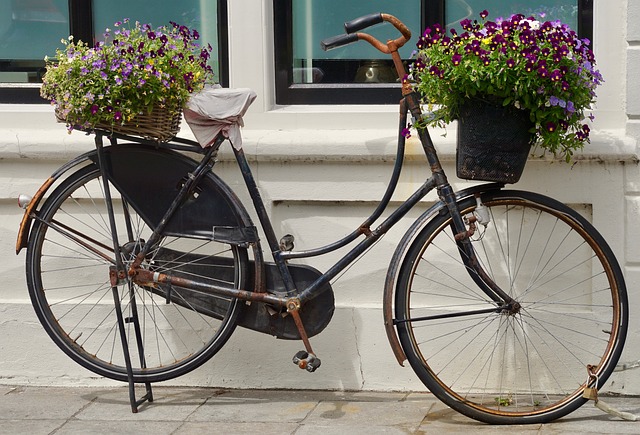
411,10,602,161
41,19,213,134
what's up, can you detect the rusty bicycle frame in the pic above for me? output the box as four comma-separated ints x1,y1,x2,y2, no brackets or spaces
123,13,515,368
16,13,514,411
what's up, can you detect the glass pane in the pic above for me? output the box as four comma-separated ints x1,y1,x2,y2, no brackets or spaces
93,0,221,80
292,0,420,84
446,0,579,32
0,0,69,83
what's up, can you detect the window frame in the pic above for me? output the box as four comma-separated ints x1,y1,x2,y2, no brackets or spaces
274,0,594,105
0,0,229,104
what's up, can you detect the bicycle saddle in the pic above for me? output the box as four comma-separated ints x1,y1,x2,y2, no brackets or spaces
185,85,257,149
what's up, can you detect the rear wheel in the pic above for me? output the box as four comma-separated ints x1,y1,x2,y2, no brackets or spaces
396,190,627,424
26,164,249,382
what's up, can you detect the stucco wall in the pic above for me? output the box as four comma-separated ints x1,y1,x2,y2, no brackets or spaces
1,0,639,394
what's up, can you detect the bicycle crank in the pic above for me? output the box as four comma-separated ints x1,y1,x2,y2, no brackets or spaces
287,297,322,372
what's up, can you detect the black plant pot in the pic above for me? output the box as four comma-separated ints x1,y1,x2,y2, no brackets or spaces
456,99,534,183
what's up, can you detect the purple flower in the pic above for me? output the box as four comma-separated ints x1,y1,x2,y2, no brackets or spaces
546,122,556,132
549,69,562,82
460,19,473,30
479,10,489,19
451,53,462,65
90,105,99,115
114,111,122,122
401,127,411,139
566,101,575,113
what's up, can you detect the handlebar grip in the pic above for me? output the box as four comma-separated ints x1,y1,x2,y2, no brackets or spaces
320,33,358,51
344,13,383,34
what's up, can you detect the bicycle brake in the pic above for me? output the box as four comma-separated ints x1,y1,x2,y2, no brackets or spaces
292,350,321,372
474,195,490,226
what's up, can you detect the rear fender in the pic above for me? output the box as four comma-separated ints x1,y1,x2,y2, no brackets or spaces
16,150,98,254
17,145,258,247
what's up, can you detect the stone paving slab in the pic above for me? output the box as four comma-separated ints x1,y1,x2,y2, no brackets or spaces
1,385,640,434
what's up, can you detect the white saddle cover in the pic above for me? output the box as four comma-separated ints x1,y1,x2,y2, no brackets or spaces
184,85,257,150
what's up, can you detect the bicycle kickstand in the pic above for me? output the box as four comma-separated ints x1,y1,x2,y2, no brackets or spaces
287,298,322,373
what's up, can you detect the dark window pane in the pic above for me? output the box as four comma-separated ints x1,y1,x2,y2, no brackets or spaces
0,0,69,83
291,0,420,85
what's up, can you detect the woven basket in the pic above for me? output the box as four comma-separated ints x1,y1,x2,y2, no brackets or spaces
56,105,182,143
456,100,533,184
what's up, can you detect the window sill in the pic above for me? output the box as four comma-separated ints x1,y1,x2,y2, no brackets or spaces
1,104,636,164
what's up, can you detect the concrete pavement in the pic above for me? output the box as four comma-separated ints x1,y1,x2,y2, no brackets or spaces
1,385,640,434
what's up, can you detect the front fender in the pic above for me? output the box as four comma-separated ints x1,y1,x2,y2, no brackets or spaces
382,182,504,366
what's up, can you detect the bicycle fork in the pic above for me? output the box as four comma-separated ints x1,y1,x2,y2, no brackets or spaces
442,185,518,310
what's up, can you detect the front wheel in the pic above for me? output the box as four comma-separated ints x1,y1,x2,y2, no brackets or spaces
395,190,628,424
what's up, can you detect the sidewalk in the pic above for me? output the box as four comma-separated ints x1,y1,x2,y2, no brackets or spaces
1,385,639,434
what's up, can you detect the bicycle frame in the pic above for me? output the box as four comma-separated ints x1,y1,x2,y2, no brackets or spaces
15,11,517,383
127,14,517,358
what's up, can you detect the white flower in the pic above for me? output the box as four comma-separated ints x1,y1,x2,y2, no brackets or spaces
522,19,541,30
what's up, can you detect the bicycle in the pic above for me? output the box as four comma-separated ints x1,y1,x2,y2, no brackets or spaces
15,13,628,424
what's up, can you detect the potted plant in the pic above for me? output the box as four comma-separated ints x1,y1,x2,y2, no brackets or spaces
41,18,214,142
411,10,602,182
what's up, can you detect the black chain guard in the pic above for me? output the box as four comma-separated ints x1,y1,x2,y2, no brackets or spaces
237,262,335,340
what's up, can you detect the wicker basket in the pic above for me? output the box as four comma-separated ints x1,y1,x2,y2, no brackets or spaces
56,105,182,143
456,100,534,184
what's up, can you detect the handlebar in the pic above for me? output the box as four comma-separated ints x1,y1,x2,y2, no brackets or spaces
320,33,359,51
320,13,411,54
344,13,384,34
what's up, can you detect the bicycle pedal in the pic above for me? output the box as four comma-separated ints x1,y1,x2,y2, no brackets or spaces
292,350,321,372
292,350,308,366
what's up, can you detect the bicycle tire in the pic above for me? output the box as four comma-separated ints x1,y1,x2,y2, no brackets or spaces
26,162,249,383
395,189,628,424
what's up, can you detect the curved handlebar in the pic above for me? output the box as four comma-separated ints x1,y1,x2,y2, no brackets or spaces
320,33,359,51
344,13,383,34
320,13,411,54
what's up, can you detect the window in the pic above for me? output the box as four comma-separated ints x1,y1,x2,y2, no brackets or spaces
274,0,593,105
0,0,228,103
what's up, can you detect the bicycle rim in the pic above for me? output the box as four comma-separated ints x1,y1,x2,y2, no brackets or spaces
396,190,627,424
26,164,246,383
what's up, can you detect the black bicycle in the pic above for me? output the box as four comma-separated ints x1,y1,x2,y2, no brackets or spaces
16,13,627,424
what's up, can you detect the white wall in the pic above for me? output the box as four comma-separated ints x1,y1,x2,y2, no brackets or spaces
1,0,639,394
